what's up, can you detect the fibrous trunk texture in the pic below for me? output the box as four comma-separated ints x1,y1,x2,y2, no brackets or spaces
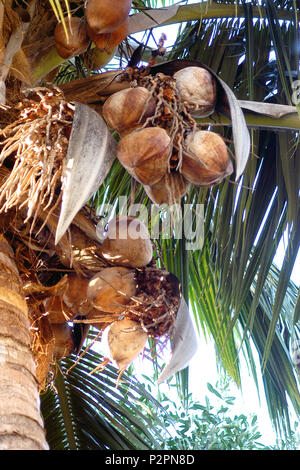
0,235,48,450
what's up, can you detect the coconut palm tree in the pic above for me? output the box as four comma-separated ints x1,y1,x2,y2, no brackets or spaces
0,0,299,450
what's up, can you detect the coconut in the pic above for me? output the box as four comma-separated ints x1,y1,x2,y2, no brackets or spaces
102,86,156,136
87,267,136,313
85,0,132,34
99,216,153,268
43,296,75,324
86,17,128,54
117,127,171,185
174,66,217,117
62,274,90,316
46,220,104,272
43,275,90,323
51,323,75,358
181,130,233,186
144,172,190,205
101,318,148,371
54,17,90,59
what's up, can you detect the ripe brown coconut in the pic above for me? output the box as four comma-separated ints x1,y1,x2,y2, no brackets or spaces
39,274,90,325
62,274,91,316
43,295,75,324
174,66,217,117
87,267,136,314
117,127,171,185
51,323,76,358
54,17,90,59
99,216,153,268
100,318,148,372
85,0,132,34
43,215,105,273
102,86,156,137
87,17,129,54
144,171,190,205
181,130,233,186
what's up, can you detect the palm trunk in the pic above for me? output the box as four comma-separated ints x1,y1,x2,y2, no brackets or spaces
0,234,48,450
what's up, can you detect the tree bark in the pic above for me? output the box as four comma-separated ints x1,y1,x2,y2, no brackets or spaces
0,234,48,450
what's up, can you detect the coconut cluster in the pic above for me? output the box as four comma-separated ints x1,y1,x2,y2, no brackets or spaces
43,216,181,375
54,0,131,63
102,66,234,204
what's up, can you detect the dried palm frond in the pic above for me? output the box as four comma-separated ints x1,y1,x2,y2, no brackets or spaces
0,85,74,230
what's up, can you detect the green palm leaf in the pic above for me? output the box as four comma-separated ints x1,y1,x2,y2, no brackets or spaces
40,348,171,450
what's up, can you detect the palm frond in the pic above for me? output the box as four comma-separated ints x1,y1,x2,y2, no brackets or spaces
40,348,171,450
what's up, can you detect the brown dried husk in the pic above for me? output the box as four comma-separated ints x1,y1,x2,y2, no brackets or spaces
0,78,22,124
29,308,56,392
144,171,190,205
0,85,74,229
124,265,181,339
0,3,22,60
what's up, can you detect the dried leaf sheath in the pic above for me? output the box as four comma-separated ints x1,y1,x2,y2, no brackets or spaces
125,266,182,339
0,86,74,226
